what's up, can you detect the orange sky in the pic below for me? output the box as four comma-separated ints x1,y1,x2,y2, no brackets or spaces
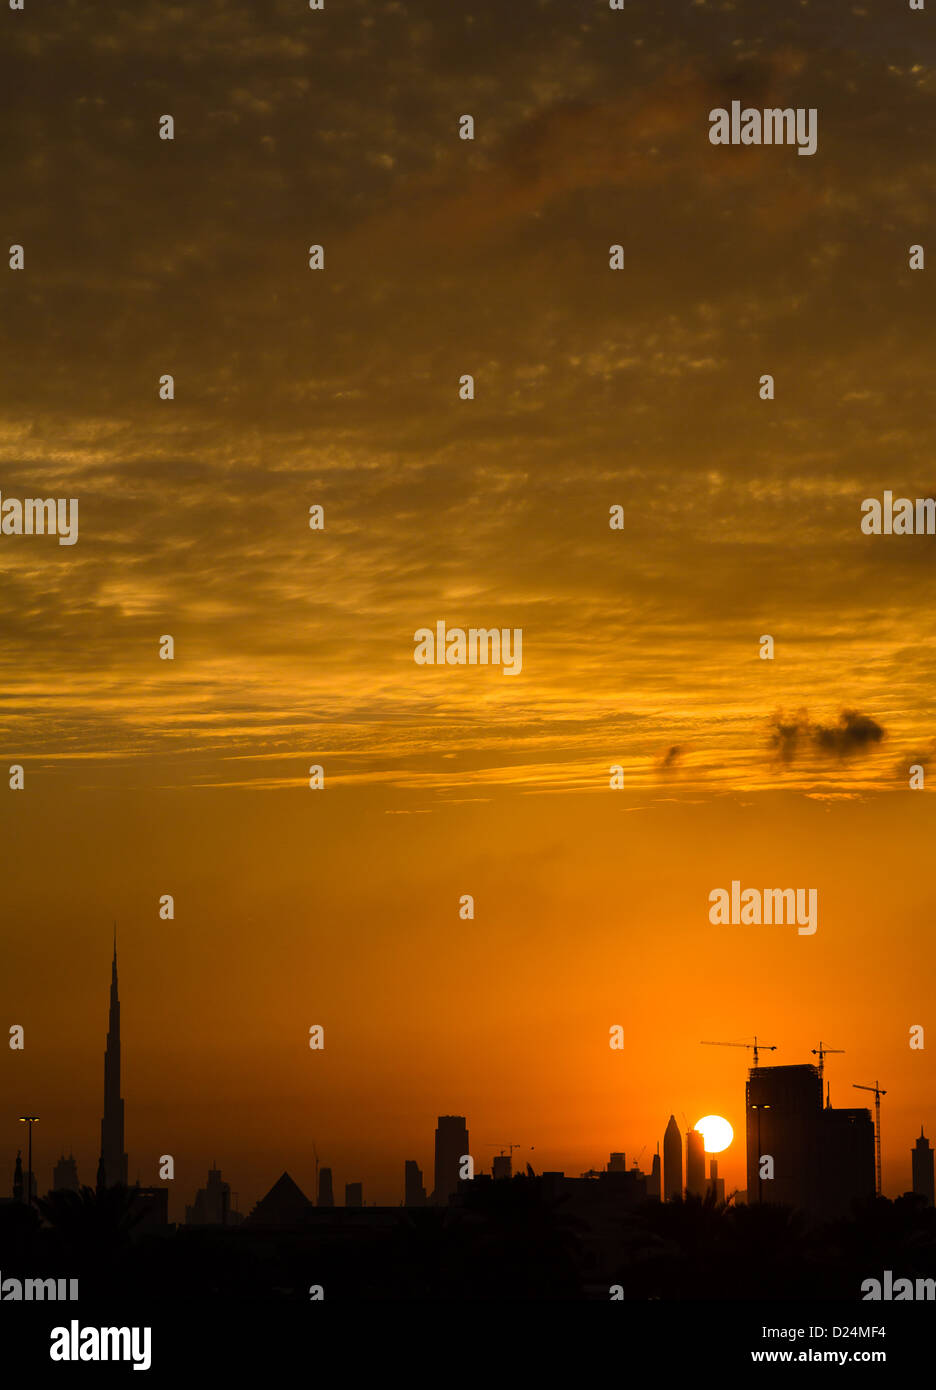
1,0,935,1218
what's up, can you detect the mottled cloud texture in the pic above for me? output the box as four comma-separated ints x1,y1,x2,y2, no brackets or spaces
1,0,935,799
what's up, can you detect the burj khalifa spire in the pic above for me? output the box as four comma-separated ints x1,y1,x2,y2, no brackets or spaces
97,929,128,1189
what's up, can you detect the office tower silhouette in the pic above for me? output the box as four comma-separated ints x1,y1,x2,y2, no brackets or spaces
821,1104,876,1215
649,1147,662,1201
432,1115,469,1205
492,1154,511,1180
608,1152,626,1173
52,1153,80,1193
912,1126,935,1206
686,1128,705,1196
345,1182,363,1207
97,936,128,1189
746,1063,874,1216
185,1165,231,1225
707,1157,725,1204
317,1166,334,1207
404,1160,427,1206
664,1115,682,1200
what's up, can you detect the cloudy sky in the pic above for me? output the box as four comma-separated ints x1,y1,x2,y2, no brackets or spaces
1,0,935,1213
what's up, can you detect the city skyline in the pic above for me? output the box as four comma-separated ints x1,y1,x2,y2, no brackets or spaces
2,0,935,1328
4,942,933,1221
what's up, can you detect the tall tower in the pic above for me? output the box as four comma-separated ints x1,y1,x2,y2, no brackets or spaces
404,1160,427,1206
648,1146,662,1200
317,1166,334,1207
686,1127,705,1196
98,934,128,1188
432,1116,469,1205
53,1153,80,1193
912,1126,935,1207
663,1115,682,1200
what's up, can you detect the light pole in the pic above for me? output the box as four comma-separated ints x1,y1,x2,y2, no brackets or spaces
750,1104,770,1202
18,1115,39,1206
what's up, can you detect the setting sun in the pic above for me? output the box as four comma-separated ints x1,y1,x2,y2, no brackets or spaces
695,1116,734,1154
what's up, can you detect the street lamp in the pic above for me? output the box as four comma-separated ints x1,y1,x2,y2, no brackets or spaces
17,1115,39,1206
750,1104,770,1203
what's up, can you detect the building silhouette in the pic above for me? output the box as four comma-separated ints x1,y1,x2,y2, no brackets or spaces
404,1160,426,1206
492,1154,511,1181
663,1115,682,1200
707,1158,725,1204
821,1105,875,1215
317,1166,334,1207
97,936,128,1189
608,1152,626,1173
745,1063,874,1217
912,1126,934,1206
686,1128,705,1196
245,1172,310,1228
648,1147,662,1201
345,1182,363,1207
186,1165,234,1225
133,1187,170,1230
51,1152,80,1193
432,1115,469,1205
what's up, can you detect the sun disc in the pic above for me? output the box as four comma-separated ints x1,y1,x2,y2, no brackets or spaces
695,1115,733,1153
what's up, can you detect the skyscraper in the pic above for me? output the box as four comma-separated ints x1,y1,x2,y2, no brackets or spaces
912,1127,935,1207
185,1165,231,1225
686,1127,705,1196
664,1115,682,1200
345,1182,363,1207
404,1160,427,1206
432,1115,469,1205
707,1157,725,1204
317,1166,334,1207
52,1153,80,1193
746,1063,874,1216
747,1064,821,1210
98,935,128,1189
649,1147,662,1201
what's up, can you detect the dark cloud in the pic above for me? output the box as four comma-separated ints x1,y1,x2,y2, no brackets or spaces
812,710,885,759
768,709,885,763
767,710,809,764
656,744,685,774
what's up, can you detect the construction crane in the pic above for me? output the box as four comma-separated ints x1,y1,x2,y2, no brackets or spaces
701,1036,778,1067
810,1041,844,1093
853,1081,887,1196
484,1143,533,1178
